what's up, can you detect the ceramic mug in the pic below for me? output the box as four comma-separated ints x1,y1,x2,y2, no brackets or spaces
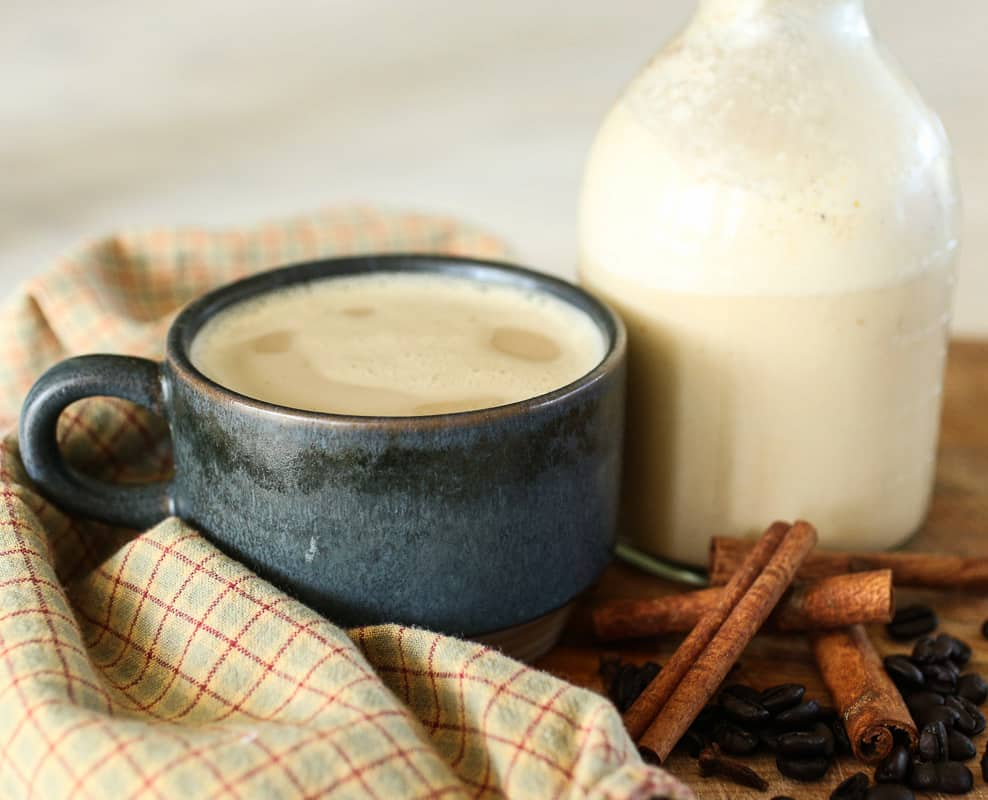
19,255,626,636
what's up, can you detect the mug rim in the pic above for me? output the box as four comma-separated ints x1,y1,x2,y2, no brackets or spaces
166,253,626,428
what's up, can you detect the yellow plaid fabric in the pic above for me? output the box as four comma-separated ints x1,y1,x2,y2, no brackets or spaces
0,210,691,799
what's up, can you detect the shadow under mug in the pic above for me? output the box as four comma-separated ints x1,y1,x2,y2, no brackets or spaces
18,255,626,637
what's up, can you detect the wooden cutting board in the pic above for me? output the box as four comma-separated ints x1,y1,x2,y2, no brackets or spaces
537,339,988,798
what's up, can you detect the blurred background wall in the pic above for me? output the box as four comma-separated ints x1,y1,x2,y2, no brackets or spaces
3,0,985,333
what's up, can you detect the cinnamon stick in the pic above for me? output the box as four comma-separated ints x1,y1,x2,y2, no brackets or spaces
812,624,918,763
629,520,818,764
621,520,791,742
709,536,988,590
593,569,893,640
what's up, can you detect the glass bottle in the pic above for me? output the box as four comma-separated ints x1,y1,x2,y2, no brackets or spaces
579,0,960,565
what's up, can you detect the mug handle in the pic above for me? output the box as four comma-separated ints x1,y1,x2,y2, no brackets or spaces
18,354,174,529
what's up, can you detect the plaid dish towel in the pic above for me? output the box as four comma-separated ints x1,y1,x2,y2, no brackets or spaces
0,209,692,800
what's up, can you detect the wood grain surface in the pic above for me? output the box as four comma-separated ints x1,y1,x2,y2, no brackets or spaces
537,339,988,798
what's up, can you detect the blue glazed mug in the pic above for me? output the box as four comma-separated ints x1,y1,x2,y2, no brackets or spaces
19,255,626,637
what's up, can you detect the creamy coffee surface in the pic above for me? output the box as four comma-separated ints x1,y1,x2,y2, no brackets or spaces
190,272,606,415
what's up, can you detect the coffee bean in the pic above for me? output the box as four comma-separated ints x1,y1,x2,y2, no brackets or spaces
915,704,959,730
714,722,759,756
875,743,910,783
818,707,852,755
612,664,638,711
936,761,973,793
609,660,661,711
679,729,706,758
634,661,661,692
957,673,988,705
777,724,833,758
759,727,782,752
865,786,915,800
909,760,937,791
774,699,821,729
814,721,836,758
931,633,958,662
776,754,830,782
830,772,869,800
944,696,985,736
981,743,988,781
944,634,972,666
981,618,988,640
692,705,722,734
720,692,770,727
722,683,763,705
760,683,805,714
922,661,959,695
945,695,983,735
883,655,925,692
887,604,938,640
948,729,976,761
906,690,944,720
918,720,949,762
912,636,938,664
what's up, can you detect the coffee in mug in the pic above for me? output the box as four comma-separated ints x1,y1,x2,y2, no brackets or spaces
190,271,606,415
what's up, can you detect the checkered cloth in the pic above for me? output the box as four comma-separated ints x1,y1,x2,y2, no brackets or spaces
0,210,692,799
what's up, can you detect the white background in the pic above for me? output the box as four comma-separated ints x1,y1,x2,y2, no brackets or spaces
3,0,985,333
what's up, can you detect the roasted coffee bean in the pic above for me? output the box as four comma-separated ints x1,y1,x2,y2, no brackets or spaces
608,659,660,712
947,729,976,761
613,664,641,711
774,699,821,729
875,743,911,783
760,683,805,714
911,636,938,664
918,720,949,762
943,634,972,666
931,633,958,662
818,707,852,755
909,761,938,792
830,772,869,800
936,761,973,794
720,692,770,727
759,727,782,752
957,673,988,705
679,729,707,758
722,683,763,705
944,696,985,736
914,704,959,730
635,661,661,689
814,721,835,758
692,705,722,734
906,690,944,720
714,722,759,756
945,695,984,735
777,724,833,758
981,743,988,781
982,618,988,640
922,661,958,695
883,655,925,692
887,604,938,640
776,754,830,782
865,786,915,800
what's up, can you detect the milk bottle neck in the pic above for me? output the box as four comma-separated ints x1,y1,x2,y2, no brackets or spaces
694,0,869,38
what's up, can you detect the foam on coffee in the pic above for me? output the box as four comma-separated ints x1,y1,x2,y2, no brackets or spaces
190,271,606,416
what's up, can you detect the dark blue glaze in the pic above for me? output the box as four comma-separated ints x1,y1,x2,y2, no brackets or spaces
19,255,626,636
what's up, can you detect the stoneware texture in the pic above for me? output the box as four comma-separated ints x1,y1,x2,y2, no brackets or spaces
18,255,627,636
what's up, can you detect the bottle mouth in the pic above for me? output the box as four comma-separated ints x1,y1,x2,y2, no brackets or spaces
695,0,867,27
